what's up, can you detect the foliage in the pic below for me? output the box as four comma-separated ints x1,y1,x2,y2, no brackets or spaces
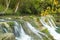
7,22,14,27
0,5,5,12
5,8,13,13
0,0,60,15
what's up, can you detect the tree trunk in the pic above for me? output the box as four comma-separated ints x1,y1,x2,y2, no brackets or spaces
14,1,20,13
3,0,10,13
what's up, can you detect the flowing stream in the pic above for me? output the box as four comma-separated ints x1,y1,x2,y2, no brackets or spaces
40,15,60,40
14,21,32,40
0,19,50,40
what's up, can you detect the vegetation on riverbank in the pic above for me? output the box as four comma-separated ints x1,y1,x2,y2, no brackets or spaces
0,0,59,16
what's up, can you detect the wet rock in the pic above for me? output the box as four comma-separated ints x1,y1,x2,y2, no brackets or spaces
0,22,14,33
0,33,16,40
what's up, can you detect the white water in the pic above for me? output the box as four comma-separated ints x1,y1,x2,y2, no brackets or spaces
16,26,32,40
14,21,50,40
26,22,50,40
0,19,51,40
14,21,32,40
40,15,60,40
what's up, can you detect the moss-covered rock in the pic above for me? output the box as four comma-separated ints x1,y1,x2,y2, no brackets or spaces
0,33,16,40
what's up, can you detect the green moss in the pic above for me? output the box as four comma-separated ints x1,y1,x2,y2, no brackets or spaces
41,29,54,40
7,22,14,27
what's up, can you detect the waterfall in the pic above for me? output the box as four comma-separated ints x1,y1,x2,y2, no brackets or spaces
0,19,51,40
14,21,32,40
40,15,60,40
2,27,8,33
0,25,8,33
12,21,50,40
13,21,21,37
26,22,50,40
26,22,43,40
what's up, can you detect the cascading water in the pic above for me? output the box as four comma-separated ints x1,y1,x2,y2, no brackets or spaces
40,15,60,40
14,21,32,40
0,19,51,40
0,25,8,33
26,22,51,40
26,22,43,40
14,21,49,40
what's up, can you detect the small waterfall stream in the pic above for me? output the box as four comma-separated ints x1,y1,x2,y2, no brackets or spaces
26,22,50,40
14,21,32,40
14,21,49,40
0,19,51,40
40,15,60,40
